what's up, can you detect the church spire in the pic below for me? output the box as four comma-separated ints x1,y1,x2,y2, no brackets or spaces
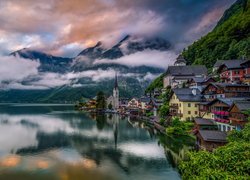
114,72,118,89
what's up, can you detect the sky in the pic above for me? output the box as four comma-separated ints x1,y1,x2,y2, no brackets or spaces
0,0,237,90
0,0,236,57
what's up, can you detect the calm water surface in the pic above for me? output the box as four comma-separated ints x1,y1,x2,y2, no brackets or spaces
0,104,192,180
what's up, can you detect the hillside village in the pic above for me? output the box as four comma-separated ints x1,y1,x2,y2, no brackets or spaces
80,55,250,151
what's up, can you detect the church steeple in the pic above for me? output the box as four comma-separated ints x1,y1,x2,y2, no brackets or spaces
114,72,118,89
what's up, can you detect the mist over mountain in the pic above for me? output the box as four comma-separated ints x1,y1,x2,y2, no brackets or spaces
0,35,174,103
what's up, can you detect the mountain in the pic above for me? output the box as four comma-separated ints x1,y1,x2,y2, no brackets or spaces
182,0,249,69
146,0,249,92
0,35,172,103
11,48,73,73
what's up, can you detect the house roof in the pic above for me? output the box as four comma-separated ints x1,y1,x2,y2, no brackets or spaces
202,83,250,93
166,65,207,76
233,100,250,111
173,88,202,102
218,60,247,71
208,97,246,107
195,118,216,125
199,130,227,142
213,60,225,68
140,97,151,103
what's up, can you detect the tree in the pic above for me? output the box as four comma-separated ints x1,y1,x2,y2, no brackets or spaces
159,104,169,118
108,103,113,110
96,91,106,110
179,122,250,179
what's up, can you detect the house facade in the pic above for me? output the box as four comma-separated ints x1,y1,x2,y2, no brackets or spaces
163,55,207,88
169,88,202,121
217,60,250,83
229,101,250,130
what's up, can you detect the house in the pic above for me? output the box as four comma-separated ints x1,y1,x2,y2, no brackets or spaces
197,101,213,119
140,97,151,111
169,88,203,121
201,83,250,101
213,60,225,73
195,130,227,151
229,100,250,130
127,98,141,109
187,77,216,91
217,59,250,83
194,118,218,131
209,98,246,131
241,60,250,84
163,55,208,88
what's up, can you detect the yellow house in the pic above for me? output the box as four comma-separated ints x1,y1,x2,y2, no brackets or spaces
169,88,202,121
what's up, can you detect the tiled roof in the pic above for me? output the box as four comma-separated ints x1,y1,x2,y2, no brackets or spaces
195,118,216,125
234,100,250,111
173,88,202,102
199,130,227,142
219,60,247,69
166,65,207,76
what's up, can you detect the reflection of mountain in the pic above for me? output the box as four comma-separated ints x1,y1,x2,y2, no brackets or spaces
0,105,181,179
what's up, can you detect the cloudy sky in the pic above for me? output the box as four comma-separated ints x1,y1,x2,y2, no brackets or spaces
0,0,235,57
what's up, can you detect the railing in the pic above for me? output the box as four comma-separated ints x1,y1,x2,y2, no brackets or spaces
214,118,230,124
212,111,229,116
170,104,179,109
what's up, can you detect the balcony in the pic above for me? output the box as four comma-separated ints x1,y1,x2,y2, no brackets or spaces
212,111,229,116
214,118,230,124
170,104,179,109
169,111,183,117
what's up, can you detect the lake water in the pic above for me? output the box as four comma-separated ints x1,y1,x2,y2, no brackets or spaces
0,104,191,180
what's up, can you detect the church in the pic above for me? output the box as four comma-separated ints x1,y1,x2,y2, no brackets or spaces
107,73,119,110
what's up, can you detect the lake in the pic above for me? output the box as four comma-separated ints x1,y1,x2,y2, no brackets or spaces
0,104,192,180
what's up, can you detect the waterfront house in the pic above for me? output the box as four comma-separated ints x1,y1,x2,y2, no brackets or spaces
208,98,246,131
169,88,202,121
140,97,151,111
229,100,250,130
201,83,250,101
194,118,218,131
195,130,227,151
163,55,207,88
217,59,250,83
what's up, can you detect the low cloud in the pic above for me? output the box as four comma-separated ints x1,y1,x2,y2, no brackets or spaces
94,50,177,68
0,56,39,83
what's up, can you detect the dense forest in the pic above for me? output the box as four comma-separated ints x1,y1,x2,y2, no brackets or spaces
147,0,250,91
182,0,250,69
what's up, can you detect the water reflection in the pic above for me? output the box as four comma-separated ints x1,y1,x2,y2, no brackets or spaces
0,104,188,180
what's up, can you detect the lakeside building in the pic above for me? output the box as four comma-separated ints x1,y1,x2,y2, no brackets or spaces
229,100,250,130
195,130,227,151
169,88,203,121
201,82,250,101
217,59,250,83
163,55,208,88
107,73,119,110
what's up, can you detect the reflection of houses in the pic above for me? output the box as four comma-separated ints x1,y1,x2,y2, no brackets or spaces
169,88,202,121
163,55,207,88
229,100,250,130
217,60,250,83
107,73,119,110
195,130,227,151
201,83,250,101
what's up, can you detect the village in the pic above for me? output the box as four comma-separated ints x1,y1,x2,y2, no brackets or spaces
79,55,250,152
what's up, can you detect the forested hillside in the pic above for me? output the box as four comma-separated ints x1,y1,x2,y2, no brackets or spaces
182,0,250,69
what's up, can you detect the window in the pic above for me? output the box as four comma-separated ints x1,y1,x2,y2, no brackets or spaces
188,103,191,107
195,104,197,107
188,111,191,115
195,111,198,115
